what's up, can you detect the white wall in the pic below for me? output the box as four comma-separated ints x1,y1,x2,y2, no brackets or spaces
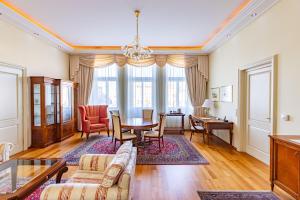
208,0,300,148
0,19,70,148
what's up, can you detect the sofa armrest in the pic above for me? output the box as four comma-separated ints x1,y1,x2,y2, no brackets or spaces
99,118,109,127
79,154,115,172
41,183,129,200
81,119,91,132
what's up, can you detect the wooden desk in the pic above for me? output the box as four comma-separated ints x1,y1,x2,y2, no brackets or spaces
270,135,300,200
193,116,234,145
165,113,185,134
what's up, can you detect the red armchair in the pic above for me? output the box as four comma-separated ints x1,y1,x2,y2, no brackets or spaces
78,105,109,139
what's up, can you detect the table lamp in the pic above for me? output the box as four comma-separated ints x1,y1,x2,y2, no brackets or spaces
202,99,213,116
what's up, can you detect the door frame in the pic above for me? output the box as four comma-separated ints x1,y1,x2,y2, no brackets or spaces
237,56,278,155
0,61,28,151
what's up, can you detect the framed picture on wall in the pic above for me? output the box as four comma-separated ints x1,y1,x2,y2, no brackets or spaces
220,85,233,102
211,88,220,101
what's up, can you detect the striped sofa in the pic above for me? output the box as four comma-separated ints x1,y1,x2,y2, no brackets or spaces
40,142,137,200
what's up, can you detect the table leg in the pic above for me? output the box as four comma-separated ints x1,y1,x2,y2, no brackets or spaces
181,116,184,135
206,130,211,145
56,166,68,183
230,129,233,146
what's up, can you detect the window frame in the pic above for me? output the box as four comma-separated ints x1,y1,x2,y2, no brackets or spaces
90,65,119,109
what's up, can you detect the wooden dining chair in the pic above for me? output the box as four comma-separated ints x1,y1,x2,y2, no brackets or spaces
109,110,119,142
142,109,153,121
144,114,166,151
112,114,137,151
189,115,206,142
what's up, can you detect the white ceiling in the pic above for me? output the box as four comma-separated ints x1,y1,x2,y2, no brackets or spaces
0,0,280,53
4,0,244,46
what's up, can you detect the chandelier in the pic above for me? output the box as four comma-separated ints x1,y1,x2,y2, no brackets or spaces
121,10,153,61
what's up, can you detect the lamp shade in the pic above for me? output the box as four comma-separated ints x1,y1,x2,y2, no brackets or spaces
202,99,213,108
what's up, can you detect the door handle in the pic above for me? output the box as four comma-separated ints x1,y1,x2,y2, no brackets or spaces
266,118,271,120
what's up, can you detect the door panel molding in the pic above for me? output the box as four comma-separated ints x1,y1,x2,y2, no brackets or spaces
0,61,27,154
237,56,278,164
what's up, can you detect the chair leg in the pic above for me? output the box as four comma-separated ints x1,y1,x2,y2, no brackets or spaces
86,133,89,140
111,131,114,142
190,131,194,141
162,136,165,147
158,139,161,151
114,139,117,151
81,131,84,138
107,128,110,137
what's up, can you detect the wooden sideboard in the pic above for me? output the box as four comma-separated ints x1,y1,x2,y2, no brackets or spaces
270,135,300,199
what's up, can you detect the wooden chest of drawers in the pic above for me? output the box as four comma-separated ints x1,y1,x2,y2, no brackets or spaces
270,135,300,199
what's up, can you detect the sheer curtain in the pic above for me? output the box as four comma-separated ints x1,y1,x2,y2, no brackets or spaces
125,64,157,118
165,64,193,128
89,64,120,110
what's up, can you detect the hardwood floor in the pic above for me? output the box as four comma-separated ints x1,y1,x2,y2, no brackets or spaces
15,132,293,200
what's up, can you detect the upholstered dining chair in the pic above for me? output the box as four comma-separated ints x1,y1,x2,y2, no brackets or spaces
78,105,109,140
142,109,154,121
144,114,166,151
109,110,131,142
112,114,137,151
189,115,206,142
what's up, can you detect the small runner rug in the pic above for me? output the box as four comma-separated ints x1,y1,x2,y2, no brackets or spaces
197,191,280,200
64,134,208,165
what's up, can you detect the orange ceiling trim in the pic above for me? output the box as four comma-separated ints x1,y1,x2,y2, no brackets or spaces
202,0,253,47
0,0,251,51
0,0,73,48
71,45,203,51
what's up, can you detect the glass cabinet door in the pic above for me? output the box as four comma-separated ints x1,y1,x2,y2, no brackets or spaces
62,84,72,123
33,84,41,126
45,84,55,125
56,85,60,123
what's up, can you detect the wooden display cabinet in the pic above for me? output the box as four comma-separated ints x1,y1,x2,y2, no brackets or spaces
57,80,75,141
30,77,75,148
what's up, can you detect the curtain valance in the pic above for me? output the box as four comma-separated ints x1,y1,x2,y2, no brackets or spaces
70,54,208,82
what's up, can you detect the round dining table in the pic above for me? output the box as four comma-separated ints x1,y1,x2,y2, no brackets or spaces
121,118,159,146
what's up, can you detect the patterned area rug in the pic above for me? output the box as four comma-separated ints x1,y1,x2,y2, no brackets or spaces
64,135,208,165
197,191,280,200
25,179,67,200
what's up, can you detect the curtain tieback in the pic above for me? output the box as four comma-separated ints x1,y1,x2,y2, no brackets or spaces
194,106,202,108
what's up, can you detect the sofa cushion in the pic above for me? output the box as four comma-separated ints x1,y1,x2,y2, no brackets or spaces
69,170,104,184
87,116,99,124
101,142,132,188
90,123,106,130
116,141,132,155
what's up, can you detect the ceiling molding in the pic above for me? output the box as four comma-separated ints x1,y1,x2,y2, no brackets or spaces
203,0,280,52
0,0,280,54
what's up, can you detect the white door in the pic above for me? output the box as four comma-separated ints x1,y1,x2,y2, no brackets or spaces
246,66,272,164
0,63,24,154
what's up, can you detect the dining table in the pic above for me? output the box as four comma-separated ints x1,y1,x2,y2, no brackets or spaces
121,117,159,146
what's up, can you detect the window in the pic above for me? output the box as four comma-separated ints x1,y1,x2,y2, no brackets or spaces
127,65,157,117
166,64,192,112
89,64,118,108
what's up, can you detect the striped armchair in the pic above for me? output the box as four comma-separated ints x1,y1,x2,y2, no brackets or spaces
40,142,137,200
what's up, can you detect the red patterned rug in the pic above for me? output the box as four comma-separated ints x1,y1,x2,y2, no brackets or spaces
25,179,67,200
64,135,208,165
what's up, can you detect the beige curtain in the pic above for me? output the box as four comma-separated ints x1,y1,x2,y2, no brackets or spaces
78,65,94,105
185,56,209,116
69,54,203,83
